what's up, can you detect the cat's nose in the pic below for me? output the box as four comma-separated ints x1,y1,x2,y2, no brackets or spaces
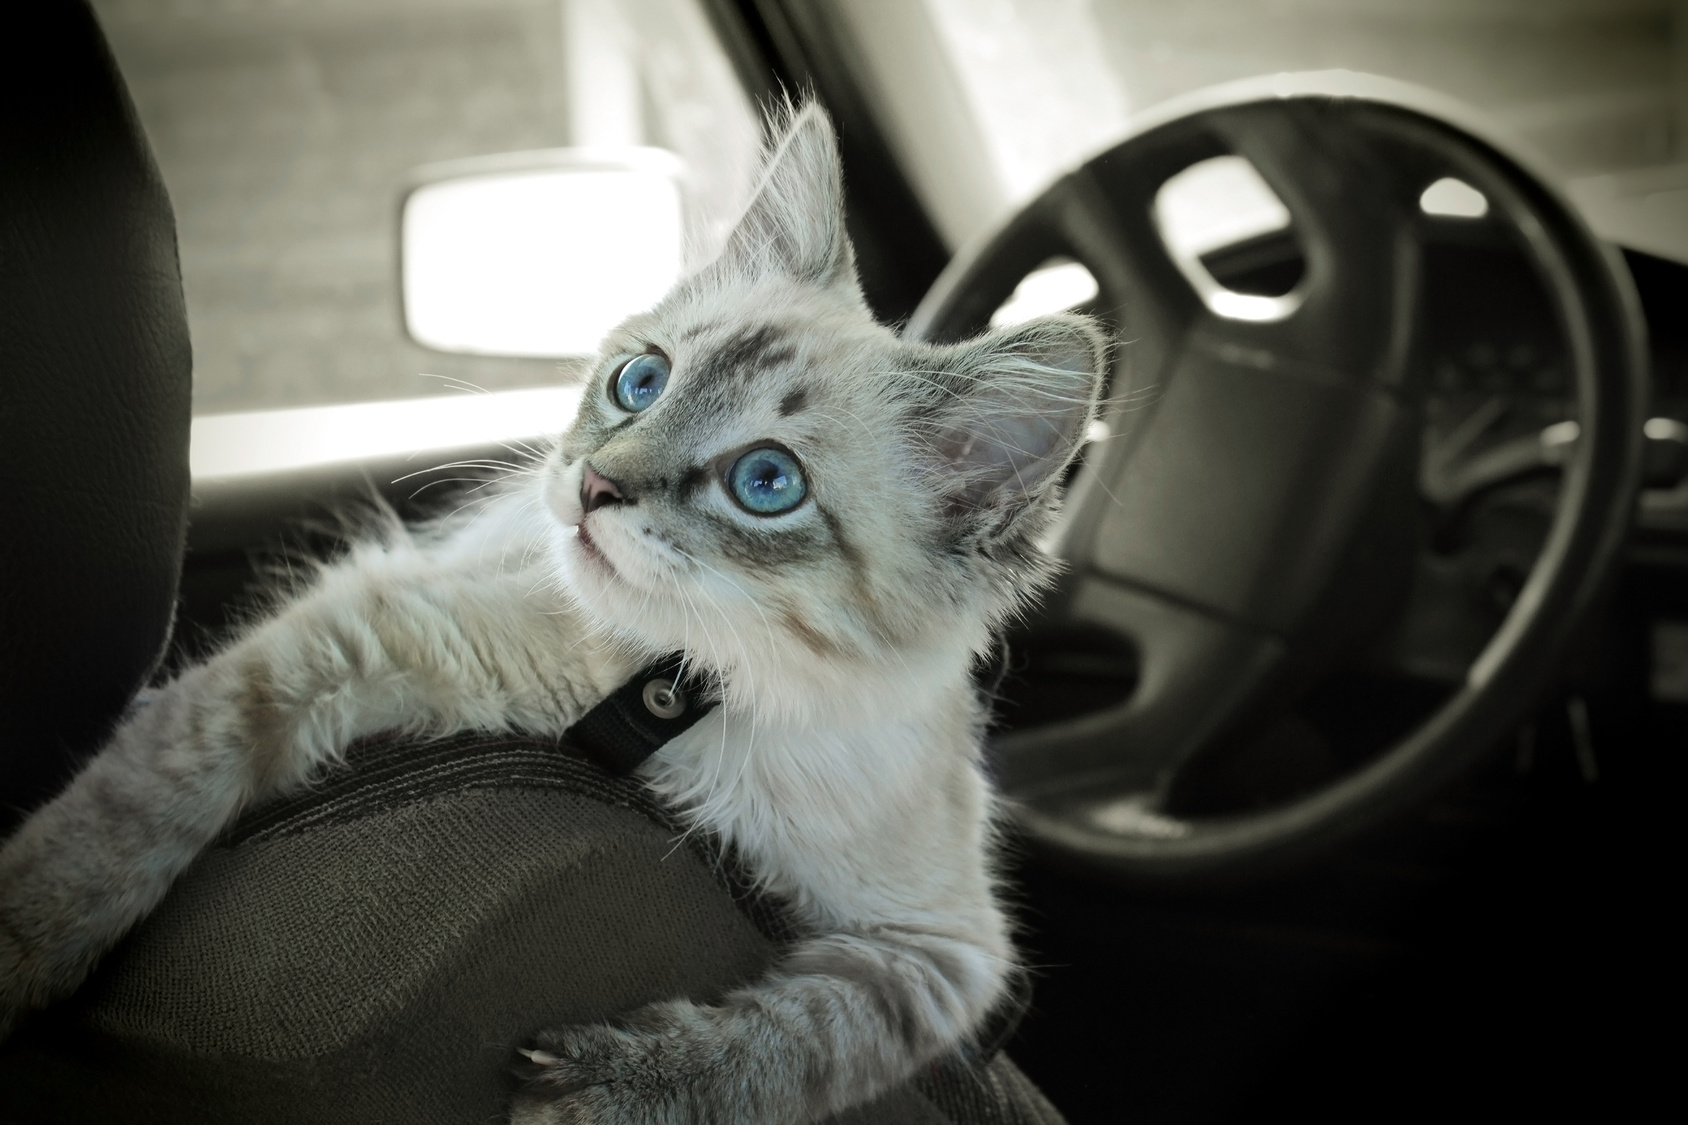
580,463,626,514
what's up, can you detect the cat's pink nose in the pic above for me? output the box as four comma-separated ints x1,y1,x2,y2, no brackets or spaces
580,464,624,514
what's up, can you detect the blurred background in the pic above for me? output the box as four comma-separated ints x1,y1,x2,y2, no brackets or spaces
91,0,1686,416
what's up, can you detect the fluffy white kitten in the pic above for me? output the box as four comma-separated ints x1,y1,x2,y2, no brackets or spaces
0,104,1105,1124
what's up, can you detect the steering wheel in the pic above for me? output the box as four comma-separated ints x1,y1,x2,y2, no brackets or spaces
907,73,1648,881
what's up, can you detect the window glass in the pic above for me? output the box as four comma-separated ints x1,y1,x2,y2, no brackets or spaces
834,0,1684,256
93,0,758,415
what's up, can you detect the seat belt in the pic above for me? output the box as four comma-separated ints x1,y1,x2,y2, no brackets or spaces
566,652,718,776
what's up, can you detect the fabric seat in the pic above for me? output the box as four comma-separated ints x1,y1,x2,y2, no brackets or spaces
0,732,1063,1124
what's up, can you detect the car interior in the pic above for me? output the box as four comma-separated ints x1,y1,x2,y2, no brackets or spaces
2,1,1677,1122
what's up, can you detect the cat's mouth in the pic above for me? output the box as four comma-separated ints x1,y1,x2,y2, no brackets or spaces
575,523,617,576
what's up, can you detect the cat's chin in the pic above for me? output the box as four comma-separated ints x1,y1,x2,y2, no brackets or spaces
553,532,617,606
548,532,668,650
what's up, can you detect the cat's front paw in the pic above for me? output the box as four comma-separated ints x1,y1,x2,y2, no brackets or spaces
0,947,30,1043
510,1024,673,1125
0,853,58,1043
510,1002,733,1125
0,927,63,1044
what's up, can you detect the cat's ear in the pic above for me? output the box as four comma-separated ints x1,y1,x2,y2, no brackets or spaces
716,102,858,293
921,314,1107,531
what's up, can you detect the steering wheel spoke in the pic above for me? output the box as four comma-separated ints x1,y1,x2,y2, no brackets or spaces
998,577,1283,799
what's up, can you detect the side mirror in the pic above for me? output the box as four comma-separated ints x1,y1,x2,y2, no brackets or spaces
400,148,683,358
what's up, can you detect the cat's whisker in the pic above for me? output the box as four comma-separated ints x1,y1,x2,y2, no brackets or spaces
429,491,498,522
681,558,777,662
705,651,759,789
651,574,736,824
500,437,551,462
657,558,764,816
637,578,737,842
417,373,494,396
392,459,530,482
1081,462,1135,515
666,547,778,736
804,404,882,451
667,590,725,844
405,476,515,503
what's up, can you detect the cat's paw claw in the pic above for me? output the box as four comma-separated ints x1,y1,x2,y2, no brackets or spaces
519,1047,561,1066
510,1021,679,1125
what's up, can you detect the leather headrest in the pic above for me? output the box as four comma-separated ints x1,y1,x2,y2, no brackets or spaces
0,1,192,837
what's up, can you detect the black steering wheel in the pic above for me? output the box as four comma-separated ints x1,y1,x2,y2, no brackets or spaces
907,74,1647,881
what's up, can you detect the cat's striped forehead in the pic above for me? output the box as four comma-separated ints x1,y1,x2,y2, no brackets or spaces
577,284,899,452
676,323,799,391
663,279,884,394
666,322,814,424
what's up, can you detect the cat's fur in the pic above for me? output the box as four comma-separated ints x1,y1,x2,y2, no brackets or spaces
0,104,1105,1123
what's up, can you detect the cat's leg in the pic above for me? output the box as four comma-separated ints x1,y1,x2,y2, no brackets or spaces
511,912,1010,1125
0,552,620,1034
0,660,261,1031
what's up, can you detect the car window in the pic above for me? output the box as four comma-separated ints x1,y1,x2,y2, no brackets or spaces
93,0,759,417
834,0,1684,257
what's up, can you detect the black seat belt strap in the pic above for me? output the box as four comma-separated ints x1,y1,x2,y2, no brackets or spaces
565,652,718,776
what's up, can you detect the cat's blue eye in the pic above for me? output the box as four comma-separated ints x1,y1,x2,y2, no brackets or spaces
613,352,670,412
728,447,807,515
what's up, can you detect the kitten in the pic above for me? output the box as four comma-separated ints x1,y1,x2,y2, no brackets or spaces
0,104,1105,1123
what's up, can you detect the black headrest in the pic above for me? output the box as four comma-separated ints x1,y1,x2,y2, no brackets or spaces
0,1,192,837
